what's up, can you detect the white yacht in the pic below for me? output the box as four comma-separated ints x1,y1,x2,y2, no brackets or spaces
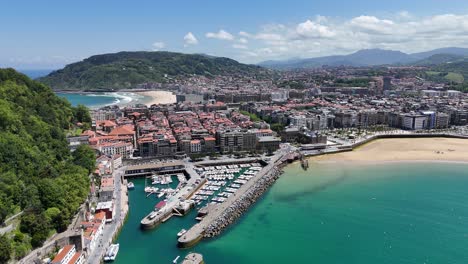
177,229,187,237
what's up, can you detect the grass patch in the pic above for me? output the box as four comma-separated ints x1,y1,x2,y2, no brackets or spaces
445,72,464,83
426,71,441,75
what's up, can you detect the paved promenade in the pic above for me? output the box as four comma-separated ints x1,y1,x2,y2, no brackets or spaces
87,167,128,264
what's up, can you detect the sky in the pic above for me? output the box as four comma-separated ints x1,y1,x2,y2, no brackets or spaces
2,0,468,69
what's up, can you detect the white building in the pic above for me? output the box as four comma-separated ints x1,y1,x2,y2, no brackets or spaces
271,90,289,102
96,142,133,158
190,140,202,153
51,244,84,264
402,114,427,130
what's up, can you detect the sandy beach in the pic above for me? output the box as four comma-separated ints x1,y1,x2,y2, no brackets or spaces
311,137,468,163
136,90,176,106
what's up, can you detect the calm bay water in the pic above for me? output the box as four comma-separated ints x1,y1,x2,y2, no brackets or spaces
115,162,468,264
56,92,148,108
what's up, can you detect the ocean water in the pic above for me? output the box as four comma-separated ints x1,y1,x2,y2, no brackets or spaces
56,92,148,108
19,69,54,79
114,162,468,264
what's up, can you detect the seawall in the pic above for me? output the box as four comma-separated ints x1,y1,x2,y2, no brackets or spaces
178,155,284,248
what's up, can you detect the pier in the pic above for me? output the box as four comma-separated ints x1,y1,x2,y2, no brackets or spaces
140,166,204,229
178,151,286,248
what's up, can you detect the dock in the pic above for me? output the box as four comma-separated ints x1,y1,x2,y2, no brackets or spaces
178,152,285,248
140,165,204,229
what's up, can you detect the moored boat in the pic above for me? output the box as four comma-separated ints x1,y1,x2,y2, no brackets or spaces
177,229,187,237
104,243,119,262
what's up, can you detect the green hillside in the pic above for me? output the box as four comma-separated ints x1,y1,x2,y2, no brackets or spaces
412,53,465,66
0,69,94,261
38,51,272,91
422,59,468,92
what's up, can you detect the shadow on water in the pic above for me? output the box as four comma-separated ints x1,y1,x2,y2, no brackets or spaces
275,171,350,202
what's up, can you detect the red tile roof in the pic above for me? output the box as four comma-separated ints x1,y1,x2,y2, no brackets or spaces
68,251,82,264
52,245,74,264
109,125,134,136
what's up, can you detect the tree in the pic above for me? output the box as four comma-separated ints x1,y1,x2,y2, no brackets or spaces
73,104,92,124
271,123,285,133
0,235,11,263
72,145,96,173
20,212,51,247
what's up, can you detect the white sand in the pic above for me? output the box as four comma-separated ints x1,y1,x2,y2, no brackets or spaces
311,138,468,163
136,90,176,106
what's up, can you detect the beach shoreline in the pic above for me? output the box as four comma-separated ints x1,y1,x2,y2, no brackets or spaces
309,137,468,163
135,90,176,106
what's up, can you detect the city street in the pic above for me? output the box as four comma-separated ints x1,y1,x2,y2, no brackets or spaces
87,168,125,264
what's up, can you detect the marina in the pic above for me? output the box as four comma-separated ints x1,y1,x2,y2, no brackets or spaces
137,159,274,233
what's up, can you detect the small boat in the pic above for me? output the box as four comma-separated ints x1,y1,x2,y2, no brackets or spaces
158,192,165,198
173,255,180,263
127,182,135,190
177,229,187,237
104,243,119,262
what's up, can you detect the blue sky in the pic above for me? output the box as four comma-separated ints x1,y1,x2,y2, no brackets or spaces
2,0,468,69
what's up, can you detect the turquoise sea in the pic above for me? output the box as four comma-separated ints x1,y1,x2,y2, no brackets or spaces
56,92,151,108
56,93,116,108
56,92,148,108
115,162,468,264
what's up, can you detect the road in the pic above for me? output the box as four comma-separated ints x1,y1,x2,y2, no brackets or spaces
87,168,126,264
0,211,23,235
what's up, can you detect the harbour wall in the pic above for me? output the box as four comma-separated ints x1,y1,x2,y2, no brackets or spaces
203,166,282,238
178,156,284,248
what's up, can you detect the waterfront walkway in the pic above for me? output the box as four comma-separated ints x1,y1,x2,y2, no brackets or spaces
87,167,129,264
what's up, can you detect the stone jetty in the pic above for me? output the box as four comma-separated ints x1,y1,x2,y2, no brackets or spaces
203,166,281,238
178,151,287,248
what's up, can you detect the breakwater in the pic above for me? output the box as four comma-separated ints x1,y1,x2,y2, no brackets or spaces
179,153,286,248
204,166,282,238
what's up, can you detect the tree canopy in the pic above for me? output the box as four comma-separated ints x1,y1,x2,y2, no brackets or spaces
0,68,95,261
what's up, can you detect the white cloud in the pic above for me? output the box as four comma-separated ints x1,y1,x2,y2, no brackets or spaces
296,20,335,38
152,42,165,51
232,13,468,63
184,32,198,46
239,38,248,44
349,16,395,34
239,31,252,38
232,44,248,49
205,29,234,41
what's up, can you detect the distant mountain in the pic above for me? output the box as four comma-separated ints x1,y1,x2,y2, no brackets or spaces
412,54,466,66
259,47,468,70
411,47,468,59
38,51,272,91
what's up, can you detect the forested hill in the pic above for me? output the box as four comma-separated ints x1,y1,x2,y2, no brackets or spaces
0,68,94,261
38,51,272,91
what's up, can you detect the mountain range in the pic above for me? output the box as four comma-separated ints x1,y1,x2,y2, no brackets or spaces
259,47,468,69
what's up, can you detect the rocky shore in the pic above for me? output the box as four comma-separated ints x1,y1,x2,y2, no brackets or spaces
203,166,282,238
